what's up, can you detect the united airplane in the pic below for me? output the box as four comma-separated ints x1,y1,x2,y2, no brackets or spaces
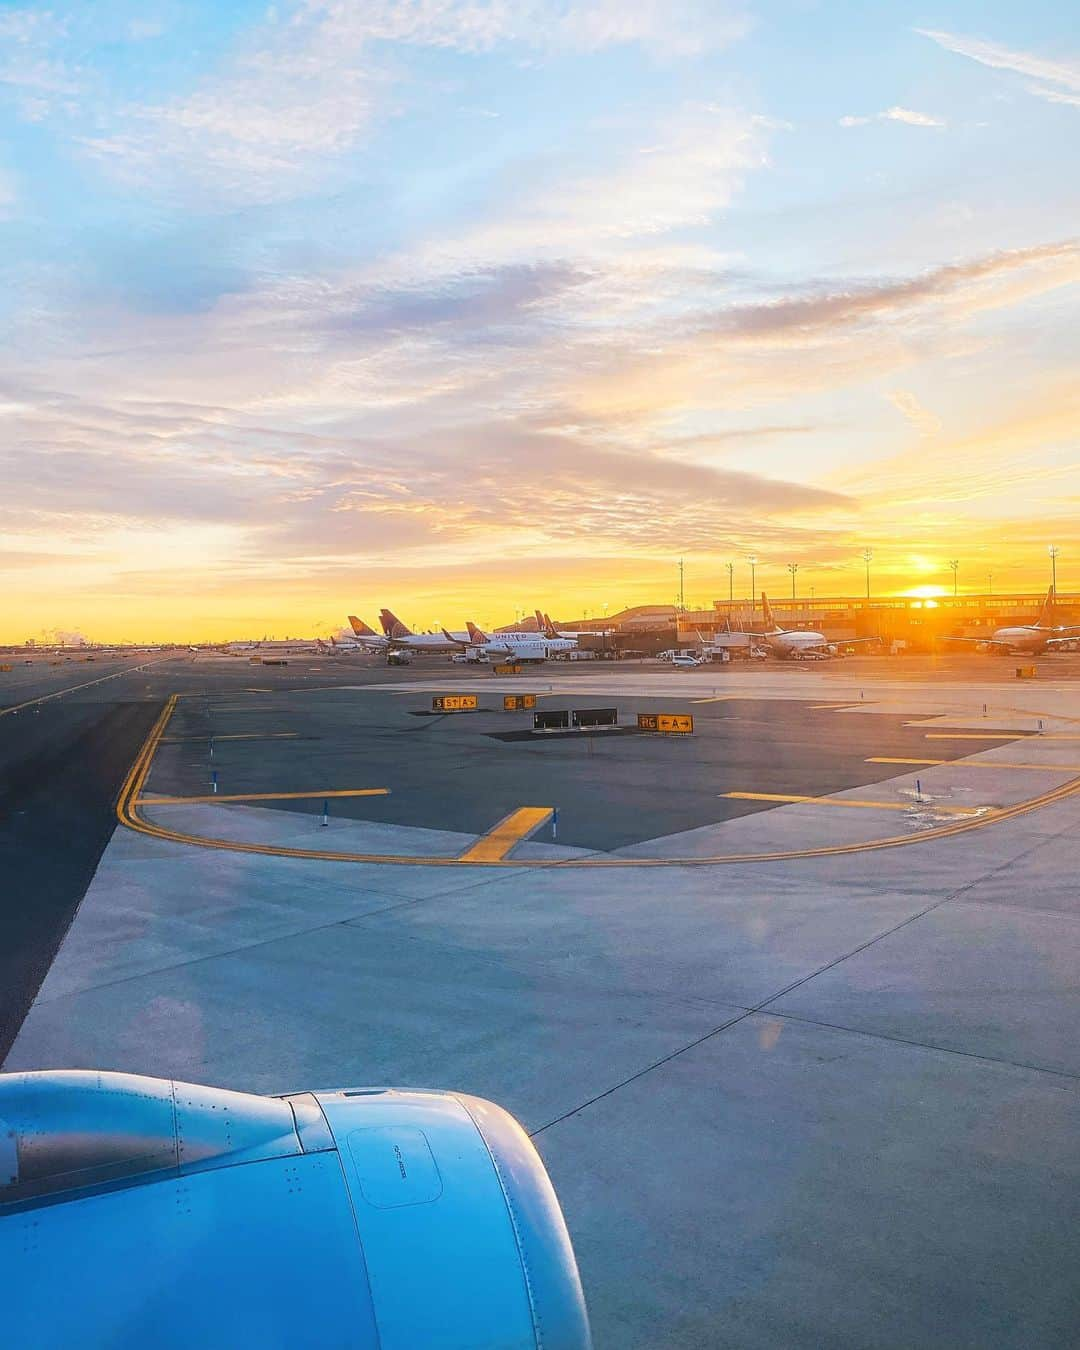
448,621,578,663
380,609,473,654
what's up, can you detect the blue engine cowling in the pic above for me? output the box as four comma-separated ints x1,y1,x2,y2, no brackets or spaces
0,1070,591,1349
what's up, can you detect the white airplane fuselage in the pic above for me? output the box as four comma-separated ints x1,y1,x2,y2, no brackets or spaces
396,632,471,654
329,638,386,654
481,637,577,662
984,626,1055,653
764,629,832,658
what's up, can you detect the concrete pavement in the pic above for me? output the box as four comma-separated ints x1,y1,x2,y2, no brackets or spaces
5,657,1080,1347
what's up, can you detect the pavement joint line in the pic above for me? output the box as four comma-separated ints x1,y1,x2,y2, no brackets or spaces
457,806,555,862
139,788,390,805
720,790,983,815
204,705,278,712
31,857,548,1010
948,895,1080,927
28,893,466,1008
532,827,1079,1133
116,691,1080,867
32,865,702,1014
924,732,1033,741
746,1010,1080,1083
529,1008,757,1136
160,732,300,743
869,756,1080,771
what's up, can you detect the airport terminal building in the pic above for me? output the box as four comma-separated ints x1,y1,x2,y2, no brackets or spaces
544,592,1080,655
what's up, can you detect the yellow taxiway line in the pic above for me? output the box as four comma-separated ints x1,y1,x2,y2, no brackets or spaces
868,757,944,766
115,693,1080,868
457,806,554,862
721,790,981,815
139,788,389,805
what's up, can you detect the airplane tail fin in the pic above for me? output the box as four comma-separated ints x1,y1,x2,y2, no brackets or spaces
761,592,780,632
540,611,560,638
466,621,489,644
380,608,413,638
1036,585,1055,627
348,615,377,637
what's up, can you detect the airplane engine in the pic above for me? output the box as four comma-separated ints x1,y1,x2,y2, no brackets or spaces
0,1070,591,1349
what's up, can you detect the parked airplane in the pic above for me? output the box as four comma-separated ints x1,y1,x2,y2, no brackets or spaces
318,635,379,655
380,609,473,654
538,612,612,641
447,622,578,663
947,586,1080,653
316,617,389,653
749,594,876,659
226,636,321,654
347,616,390,649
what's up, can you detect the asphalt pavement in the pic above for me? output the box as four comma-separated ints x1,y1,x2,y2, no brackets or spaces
0,696,162,1059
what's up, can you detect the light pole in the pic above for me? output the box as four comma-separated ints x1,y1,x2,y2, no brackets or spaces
1049,544,1060,593
726,561,734,608
678,558,685,612
949,559,959,597
747,555,757,620
862,547,873,601
988,572,993,596
787,561,798,603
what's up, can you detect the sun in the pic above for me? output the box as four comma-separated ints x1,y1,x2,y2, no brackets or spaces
904,584,948,599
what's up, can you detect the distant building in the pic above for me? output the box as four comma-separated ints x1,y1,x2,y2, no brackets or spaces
693,592,1080,652
541,592,1080,656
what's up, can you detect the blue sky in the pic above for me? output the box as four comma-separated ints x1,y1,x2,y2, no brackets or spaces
1,0,1078,638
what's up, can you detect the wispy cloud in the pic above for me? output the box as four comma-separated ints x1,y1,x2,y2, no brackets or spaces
700,240,1080,339
840,106,944,128
887,389,942,439
0,165,16,217
312,0,749,59
1030,86,1080,108
4,4,1080,637
78,1,748,203
0,7,79,120
917,28,1080,108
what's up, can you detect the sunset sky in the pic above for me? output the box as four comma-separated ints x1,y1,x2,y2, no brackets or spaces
2,1,1078,641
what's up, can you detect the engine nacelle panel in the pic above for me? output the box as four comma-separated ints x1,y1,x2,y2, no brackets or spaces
0,1070,591,1349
